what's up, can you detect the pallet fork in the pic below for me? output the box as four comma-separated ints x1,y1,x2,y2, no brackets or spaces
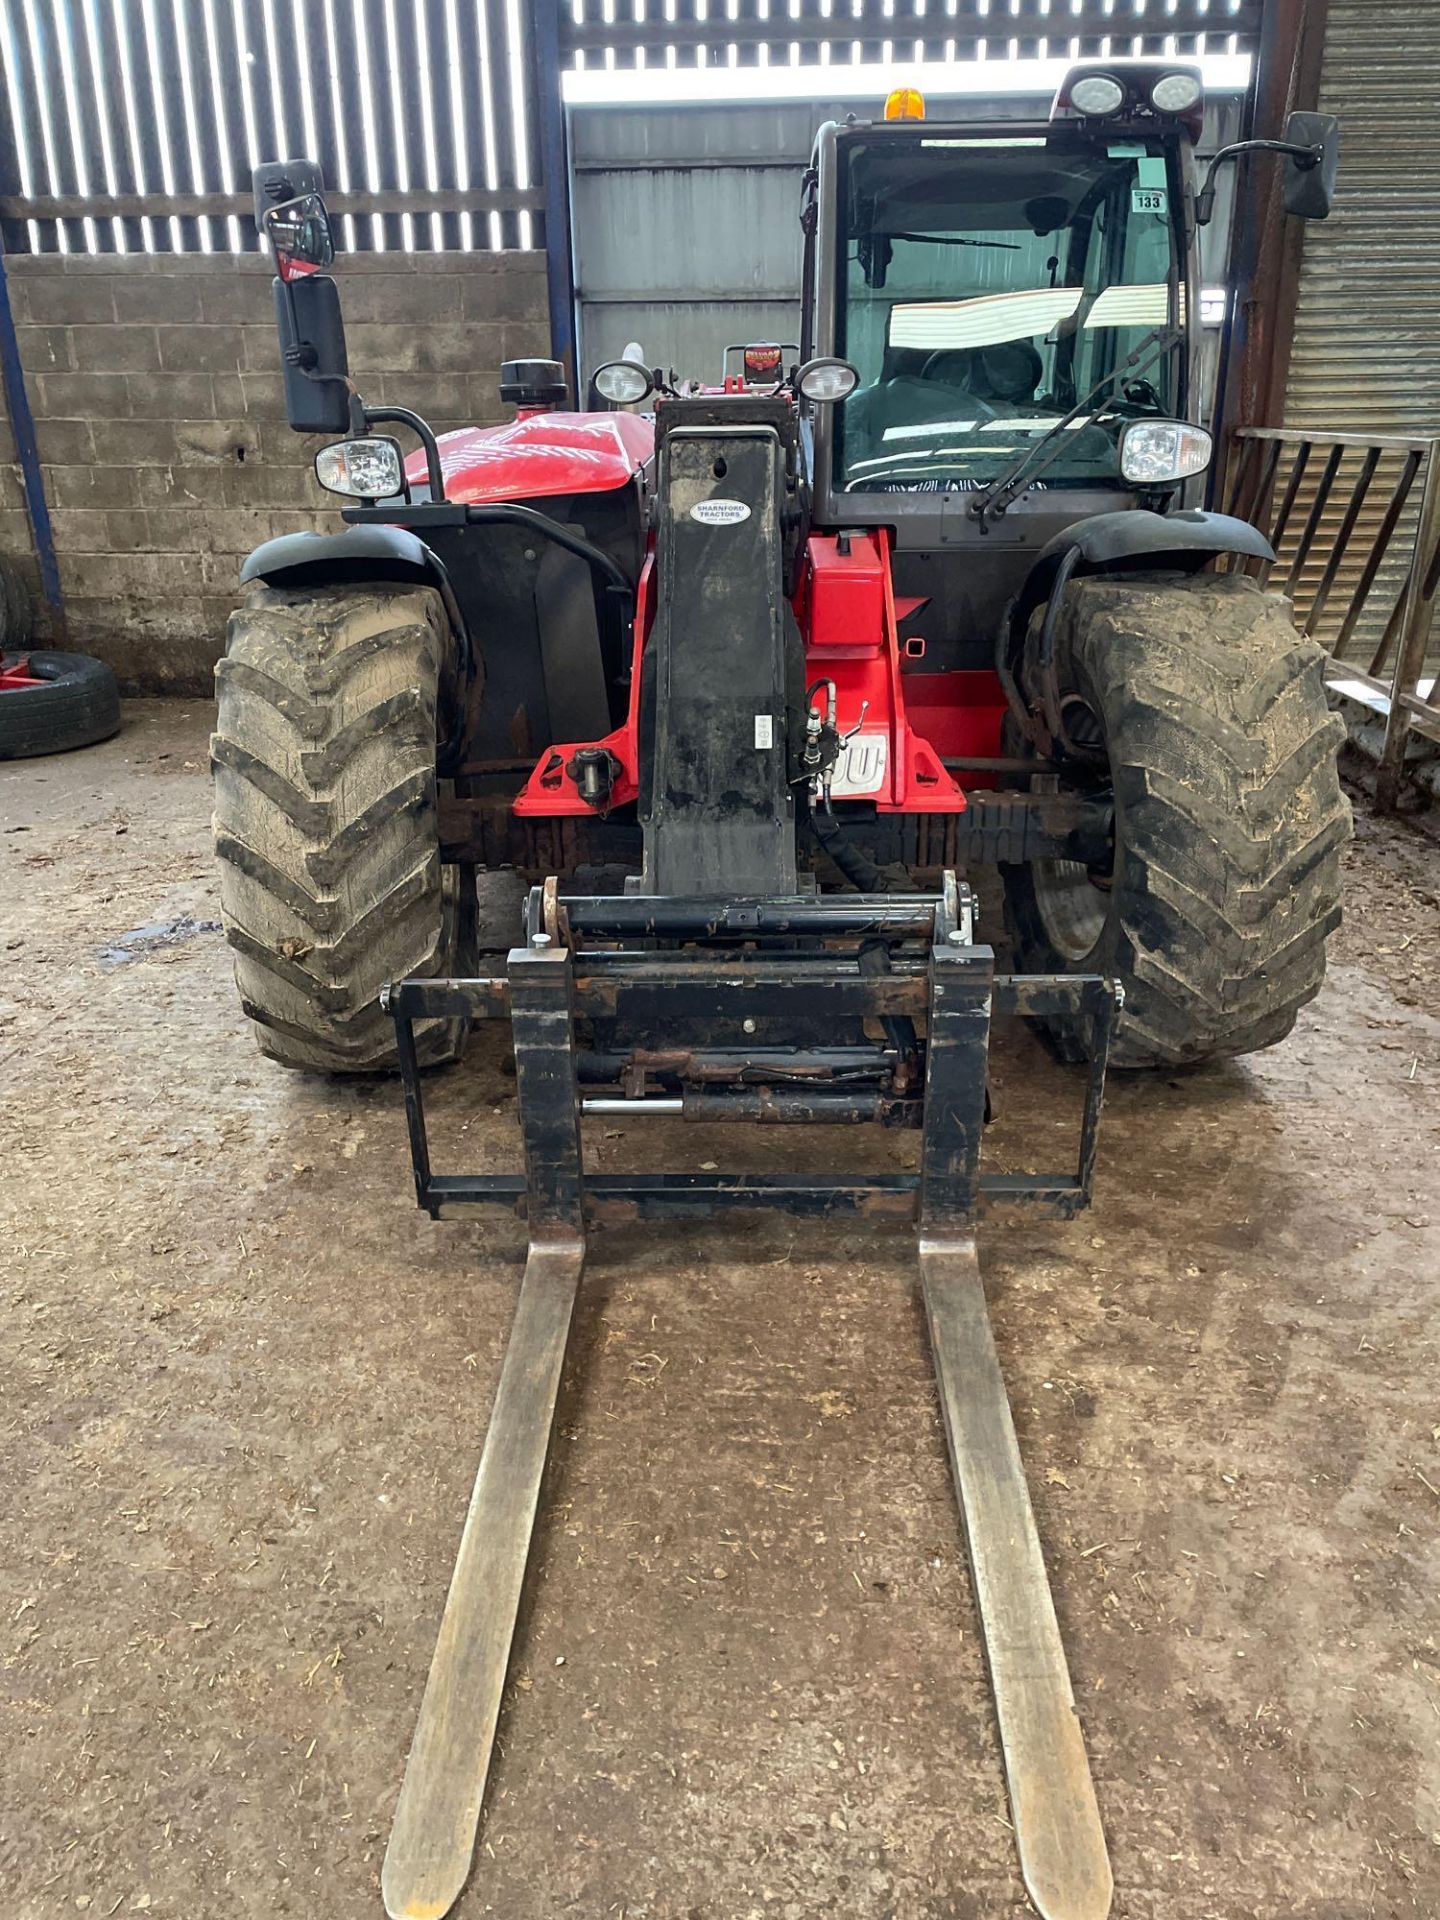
379,875,1120,1920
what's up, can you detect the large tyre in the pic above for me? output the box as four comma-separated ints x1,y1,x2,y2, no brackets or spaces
212,581,468,1072
0,649,120,759
1002,572,1351,1070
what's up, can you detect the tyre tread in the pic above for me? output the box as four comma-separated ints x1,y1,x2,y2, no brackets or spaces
1005,572,1351,1069
212,580,462,1072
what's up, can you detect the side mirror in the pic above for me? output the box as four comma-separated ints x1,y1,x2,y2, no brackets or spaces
252,161,350,435
263,191,336,282
1195,112,1341,227
1281,111,1340,221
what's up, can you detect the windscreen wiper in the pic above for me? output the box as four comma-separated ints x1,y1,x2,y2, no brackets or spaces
968,322,1182,529
890,231,1022,252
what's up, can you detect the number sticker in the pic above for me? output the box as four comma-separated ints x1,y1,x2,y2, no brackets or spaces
1132,188,1168,215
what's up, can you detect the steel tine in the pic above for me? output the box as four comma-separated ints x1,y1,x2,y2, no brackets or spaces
920,1232,1112,1920
382,1232,585,1920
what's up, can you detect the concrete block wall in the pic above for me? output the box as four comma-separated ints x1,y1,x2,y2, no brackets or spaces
0,250,550,691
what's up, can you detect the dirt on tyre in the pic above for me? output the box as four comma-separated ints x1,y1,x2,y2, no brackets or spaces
212,580,469,1073
0,649,121,759
1002,571,1351,1070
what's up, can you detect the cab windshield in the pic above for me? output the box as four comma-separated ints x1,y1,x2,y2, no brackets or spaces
833,132,1185,494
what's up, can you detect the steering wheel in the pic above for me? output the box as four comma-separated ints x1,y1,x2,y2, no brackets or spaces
919,349,976,389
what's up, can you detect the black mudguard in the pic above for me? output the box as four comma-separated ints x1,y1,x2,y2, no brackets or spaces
239,524,449,594
1012,508,1276,635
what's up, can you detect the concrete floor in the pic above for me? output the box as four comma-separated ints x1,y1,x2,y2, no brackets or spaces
3,700,1439,1920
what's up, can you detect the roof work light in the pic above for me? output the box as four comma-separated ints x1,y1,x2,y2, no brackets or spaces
884,87,925,121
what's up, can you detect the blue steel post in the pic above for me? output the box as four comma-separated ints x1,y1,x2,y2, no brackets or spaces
0,228,66,641
530,0,577,400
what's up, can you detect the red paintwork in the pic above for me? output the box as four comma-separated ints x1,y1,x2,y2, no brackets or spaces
451,394,998,820
513,524,1004,819
406,409,654,505
804,528,886,647
513,549,652,817
900,672,1008,788
796,530,968,813
0,653,43,690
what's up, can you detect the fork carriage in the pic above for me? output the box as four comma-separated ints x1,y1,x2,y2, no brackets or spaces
379,870,1120,1920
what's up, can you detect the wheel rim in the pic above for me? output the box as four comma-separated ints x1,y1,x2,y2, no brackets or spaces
1032,857,1109,963
1031,695,1114,966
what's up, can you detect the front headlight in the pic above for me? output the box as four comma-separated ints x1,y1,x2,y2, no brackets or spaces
1120,420,1213,486
314,436,405,499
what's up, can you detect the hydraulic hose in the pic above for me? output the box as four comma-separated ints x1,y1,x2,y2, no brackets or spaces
808,804,890,893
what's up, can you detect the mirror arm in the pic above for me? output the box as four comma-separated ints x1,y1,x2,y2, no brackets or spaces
363,404,447,503
1195,138,1325,225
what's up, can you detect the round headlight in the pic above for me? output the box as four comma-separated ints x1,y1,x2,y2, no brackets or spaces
593,360,654,407
1070,74,1126,117
1151,70,1203,114
796,357,860,405
314,436,404,499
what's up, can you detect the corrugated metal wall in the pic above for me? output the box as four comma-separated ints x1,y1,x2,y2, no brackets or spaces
572,103,816,381
1285,0,1440,432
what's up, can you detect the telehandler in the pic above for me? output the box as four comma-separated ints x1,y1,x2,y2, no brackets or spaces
214,65,1345,1918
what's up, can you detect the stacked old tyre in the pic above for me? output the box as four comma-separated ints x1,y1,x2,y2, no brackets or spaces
0,554,121,760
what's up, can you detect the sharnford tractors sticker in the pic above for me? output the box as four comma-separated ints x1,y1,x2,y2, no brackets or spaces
690,499,752,526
